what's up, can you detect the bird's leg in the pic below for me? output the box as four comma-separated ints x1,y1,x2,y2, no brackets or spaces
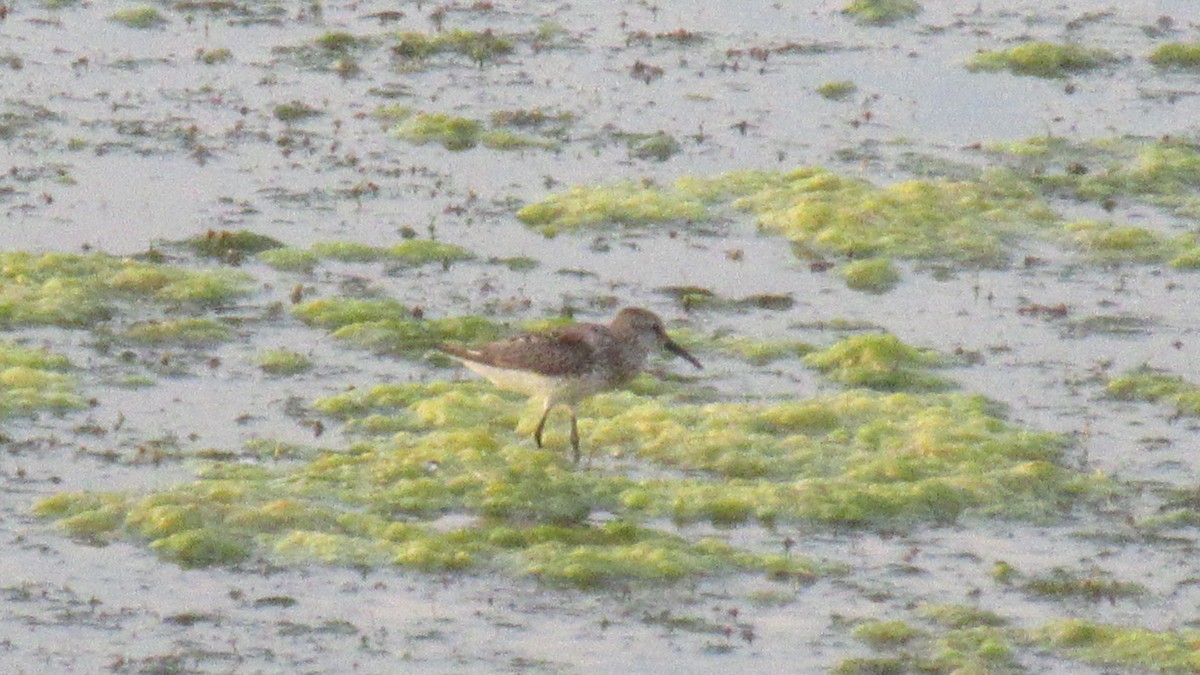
569,408,580,465
534,401,552,448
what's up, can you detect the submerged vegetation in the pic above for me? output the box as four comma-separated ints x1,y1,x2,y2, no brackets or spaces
5,0,1200,668
14,246,1108,590
982,135,1200,221
1106,366,1200,417
521,167,1057,266
36,338,1108,583
522,137,1200,282
1148,42,1200,70
0,251,253,327
0,341,84,417
841,257,901,294
1034,620,1200,672
816,80,858,101
842,0,921,26
390,110,562,151
517,181,710,234
393,29,515,67
109,6,167,29
804,333,952,391
966,41,1117,78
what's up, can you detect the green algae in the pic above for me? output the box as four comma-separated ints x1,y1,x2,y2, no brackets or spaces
831,658,906,674
626,132,682,162
294,299,501,358
0,252,253,327
152,528,253,568
1149,42,1200,70
181,229,285,259
33,435,823,586
35,370,1103,585
804,333,952,391
391,113,483,151
257,247,318,273
490,108,574,134
658,287,795,313
122,318,234,347
110,6,167,28
386,240,474,266
0,342,84,417
272,29,376,73
1106,366,1200,416
490,255,539,271
852,620,925,647
293,298,409,328
393,29,515,67
590,390,1100,525
517,182,710,235
917,603,1006,629
1034,620,1200,672
524,526,778,588
841,615,1019,674
816,80,858,101
521,167,1056,266
390,111,563,153
842,258,901,294
738,169,1054,266
1064,220,1171,263
315,31,369,54
273,101,322,123
332,316,503,356
304,240,474,266
842,0,920,26
1021,567,1146,602
310,241,386,262
480,129,559,151
710,335,813,365
983,135,1200,221
150,269,254,306
256,349,312,376
198,47,232,65
674,169,797,203
967,41,1117,78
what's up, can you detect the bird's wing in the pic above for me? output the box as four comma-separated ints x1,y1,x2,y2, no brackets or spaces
441,329,598,377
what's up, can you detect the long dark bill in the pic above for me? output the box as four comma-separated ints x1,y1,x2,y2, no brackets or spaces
663,338,703,369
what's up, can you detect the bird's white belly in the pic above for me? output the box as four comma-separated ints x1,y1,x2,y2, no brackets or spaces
461,361,608,406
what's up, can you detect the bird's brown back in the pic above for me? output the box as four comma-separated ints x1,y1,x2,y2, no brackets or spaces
440,325,604,377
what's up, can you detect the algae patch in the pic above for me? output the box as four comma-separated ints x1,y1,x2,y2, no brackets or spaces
842,0,921,26
804,333,952,391
389,108,562,152
1106,366,1200,417
982,135,1200,224
393,29,516,67
1148,42,1200,70
0,341,85,417
816,80,858,101
295,301,501,357
516,181,710,235
520,167,1058,267
841,258,901,294
837,609,1017,674
0,251,253,327
1034,620,1200,673
256,349,313,376
109,6,167,29
35,367,1103,585
967,41,1117,78
122,318,235,347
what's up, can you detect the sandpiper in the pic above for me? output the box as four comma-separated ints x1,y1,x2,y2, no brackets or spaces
439,307,702,463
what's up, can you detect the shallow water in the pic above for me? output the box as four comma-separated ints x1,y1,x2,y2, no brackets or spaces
4,0,1200,672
